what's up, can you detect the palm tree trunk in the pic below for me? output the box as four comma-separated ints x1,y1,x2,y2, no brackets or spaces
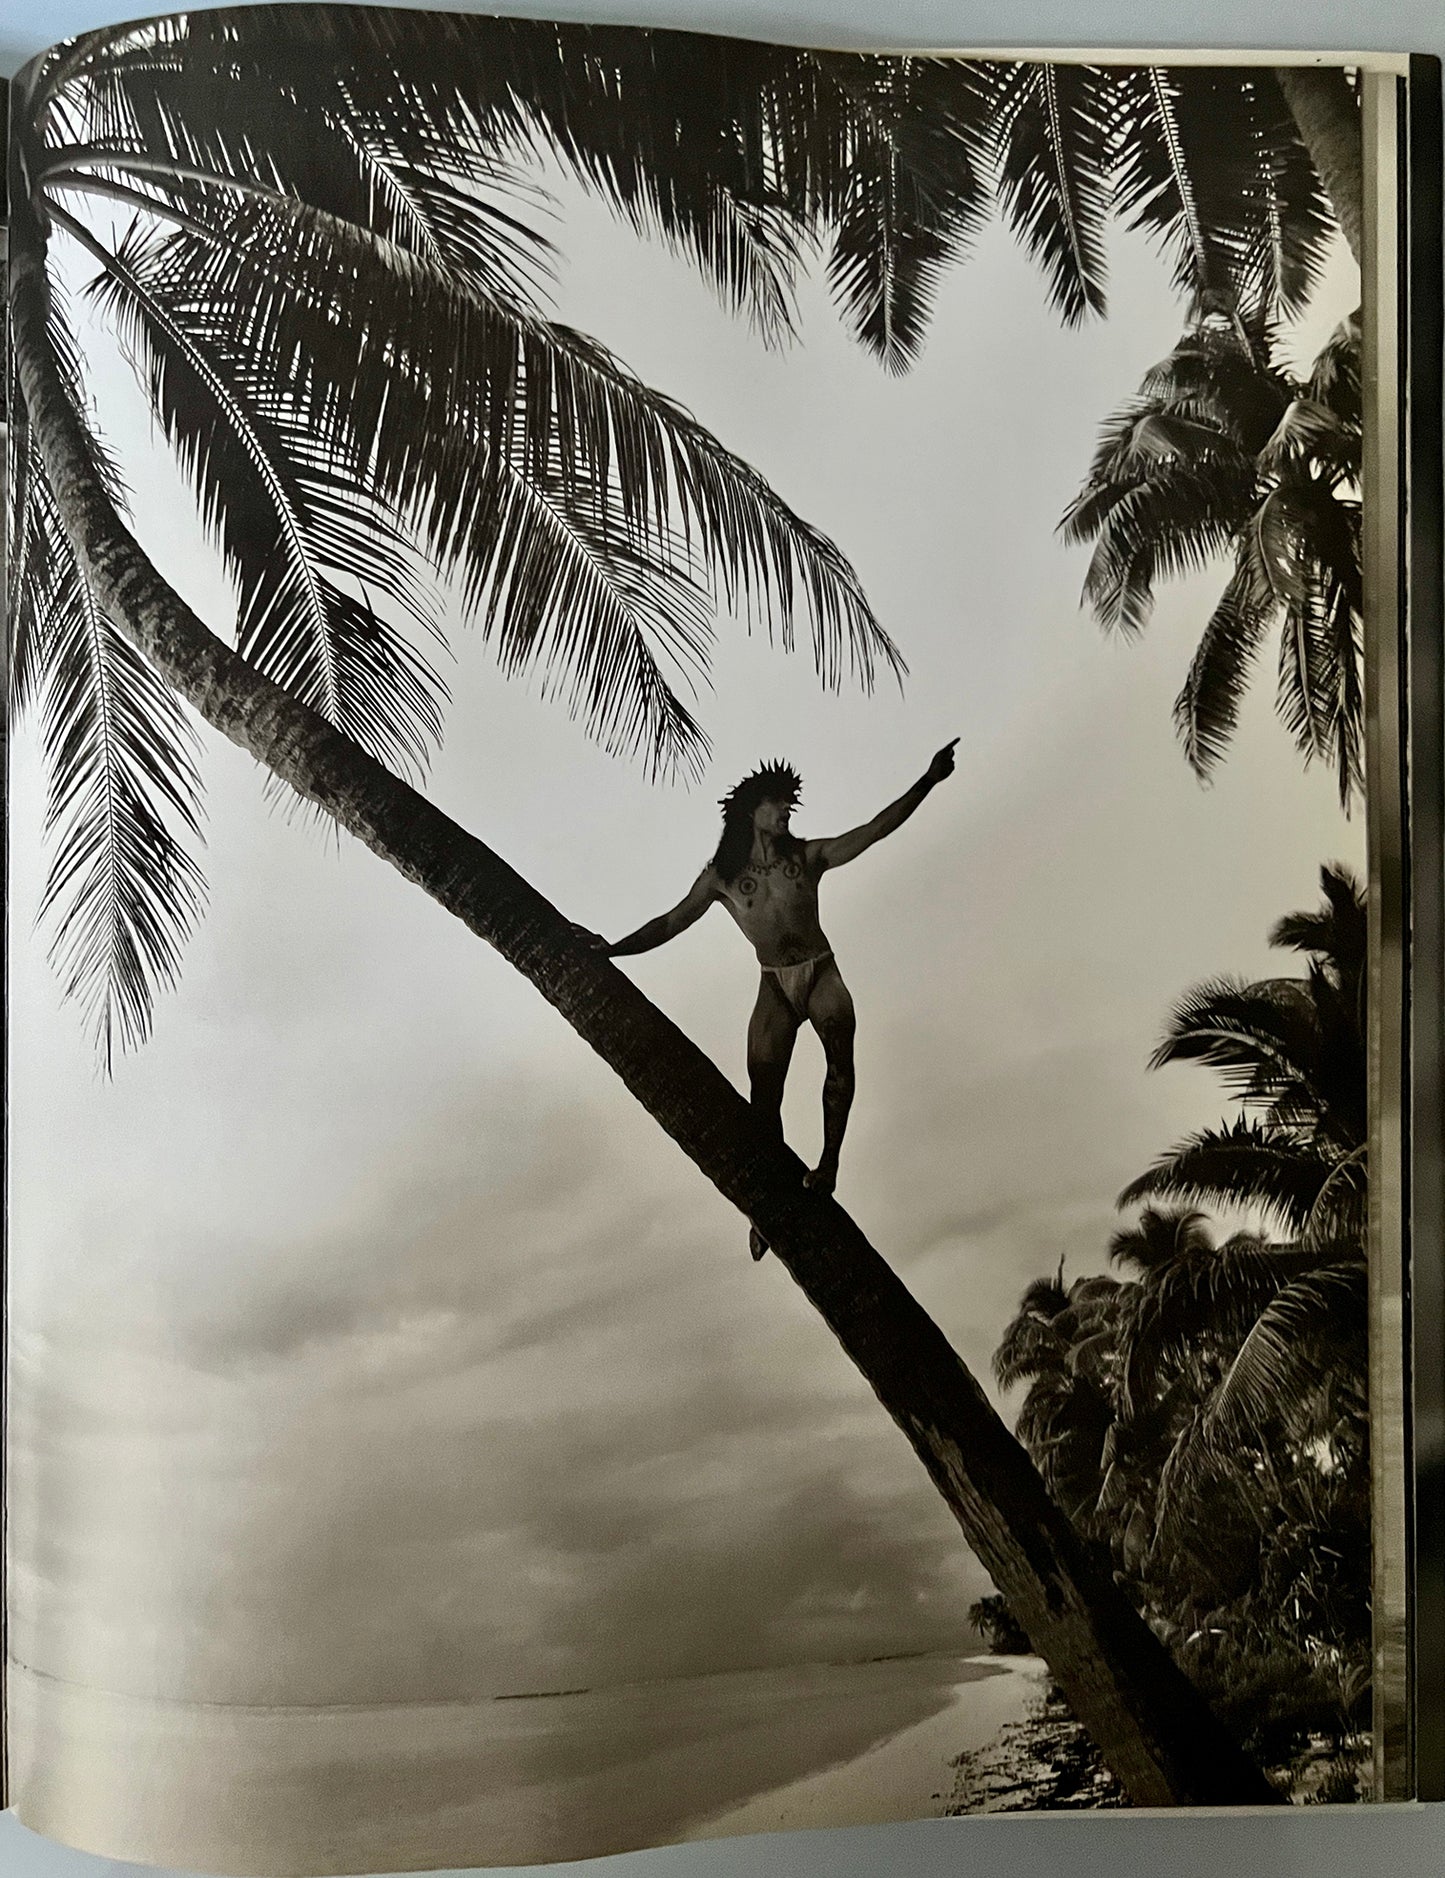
1276,67,1365,269
10,205,1281,1810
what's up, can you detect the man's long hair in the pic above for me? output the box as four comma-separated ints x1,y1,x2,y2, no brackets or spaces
712,761,803,883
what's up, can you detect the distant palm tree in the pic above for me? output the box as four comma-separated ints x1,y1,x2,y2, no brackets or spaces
1061,308,1363,803
10,11,1288,1807
993,1265,1127,1529
1108,1207,1365,1483
1121,863,1366,1241
1107,866,1369,1598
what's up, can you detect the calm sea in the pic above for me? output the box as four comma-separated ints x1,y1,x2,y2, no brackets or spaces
8,1654,1004,1872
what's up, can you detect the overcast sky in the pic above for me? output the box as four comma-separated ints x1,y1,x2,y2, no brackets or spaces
6,105,1363,1710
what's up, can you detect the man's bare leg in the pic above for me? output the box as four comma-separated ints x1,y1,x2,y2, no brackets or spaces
805,961,856,1196
747,974,799,1259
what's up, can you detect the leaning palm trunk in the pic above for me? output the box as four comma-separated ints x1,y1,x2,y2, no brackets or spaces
1276,67,1365,268
10,201,1280,1811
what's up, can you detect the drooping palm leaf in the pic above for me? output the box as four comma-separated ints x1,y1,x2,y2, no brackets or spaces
12,287,206,1065
1308,313,1362,435
816,53,994,370
1064,309,1362,800
1123,1228,1316,1367
1265,482,1362,801
1172,561,1273,774
983,61,1114,325
1145,974,1329,1097
1205,1261,1367,1442
1109,67,1335,317
73,213,450,780
1073,461,1262,634
1119,1120,1339,1234
8,394,47,719
993,1269,1072,1390
107,196,902,763
36,9,806,336
1134,319,1294,449
1269,864,1366,979
1147,969,1363,1145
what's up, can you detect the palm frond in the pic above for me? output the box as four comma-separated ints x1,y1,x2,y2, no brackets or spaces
1135,1229,1312,1344
9,413,50,719
1110,67,1334,316
987,62,1114,325
993,1269,1072,1389
10,265,209,1067
1072,463,1260,635
459,17,815,343
1205,1262,1367,1442
1268,864,1366,972
75,213,450,779
1118,1228,1322,1423
1172,559,1272,776
1134,322,1292,449
1108,1207,1215,1274
819,55,993,372
1145,974,1334,1104
24,467,206,1068
110,200,901,773
1119,1118,1335,1233
1061,327,1272,638
1265,480,1362,806
1274,535,1360,798
1257,397,1356,485
449,460,717,779
1308,314,1362,436
69,9,810,339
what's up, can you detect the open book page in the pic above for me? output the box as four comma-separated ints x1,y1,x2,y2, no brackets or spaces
4,8,1421,1870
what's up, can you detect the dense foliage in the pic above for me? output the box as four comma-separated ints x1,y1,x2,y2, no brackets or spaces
993,865,1370,1793
1064,310,1363,805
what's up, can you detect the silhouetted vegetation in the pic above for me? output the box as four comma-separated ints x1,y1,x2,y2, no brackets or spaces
969,1594,1033,1656
993,865,1370,1796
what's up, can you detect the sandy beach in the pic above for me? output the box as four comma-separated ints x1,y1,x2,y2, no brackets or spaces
686,1655,1045,1838
9,1653,1033,1872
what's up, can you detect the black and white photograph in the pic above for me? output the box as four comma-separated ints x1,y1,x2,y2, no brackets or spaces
3,10,1428,1872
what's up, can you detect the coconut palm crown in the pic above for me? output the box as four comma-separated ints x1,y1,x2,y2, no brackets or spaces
1062,309,1363,804
9,11,1350,1058
1120,862,1367,1242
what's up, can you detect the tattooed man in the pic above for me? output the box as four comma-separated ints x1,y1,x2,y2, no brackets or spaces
588,742,958,1258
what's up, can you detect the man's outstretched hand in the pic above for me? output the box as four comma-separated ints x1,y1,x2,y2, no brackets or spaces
926,737,960,785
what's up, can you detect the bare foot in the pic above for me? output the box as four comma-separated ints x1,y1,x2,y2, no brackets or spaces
804,1163,837,1196
749,1225,769,1261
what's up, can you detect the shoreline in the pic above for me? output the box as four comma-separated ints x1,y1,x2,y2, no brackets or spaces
686,1655,1043,1839
944,1663,1129,1813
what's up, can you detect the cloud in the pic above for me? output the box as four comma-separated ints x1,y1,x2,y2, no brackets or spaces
8,1073,991,1707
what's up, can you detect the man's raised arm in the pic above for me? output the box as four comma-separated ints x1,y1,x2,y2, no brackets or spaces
808,739,958,871
589,868,718,958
